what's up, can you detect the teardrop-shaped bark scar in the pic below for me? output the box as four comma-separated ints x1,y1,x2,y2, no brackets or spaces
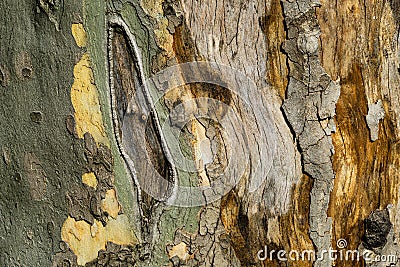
107,15,177,218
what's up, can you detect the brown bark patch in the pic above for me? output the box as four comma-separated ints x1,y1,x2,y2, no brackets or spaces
330,64,400,266
172,24,196,63
221,191,257,266
317,0,400,264
262,0,288,99
279,175,314,267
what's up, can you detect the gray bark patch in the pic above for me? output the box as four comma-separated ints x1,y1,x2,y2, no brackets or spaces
366,100,385,142
281,0,340,265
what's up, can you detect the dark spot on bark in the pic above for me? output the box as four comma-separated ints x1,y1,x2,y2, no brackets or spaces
47,221,55,237
219,38,224,51
30,111,43,123
362,209,392,249
14,172,22,182
383,49,389,58
15,52,34,80
46,0,56,11
0,69,4,85
237,210,249,239
65,115,77,137
166,243,174,253
164,5,175,16
22,67,32,78
189,82,232,108
140,113,147,122
90,194,102,217
138,252,150,261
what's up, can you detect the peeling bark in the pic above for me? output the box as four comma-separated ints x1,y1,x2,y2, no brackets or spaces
2,0,400,266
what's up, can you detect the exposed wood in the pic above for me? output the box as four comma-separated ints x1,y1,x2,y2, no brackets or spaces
1,0,400,266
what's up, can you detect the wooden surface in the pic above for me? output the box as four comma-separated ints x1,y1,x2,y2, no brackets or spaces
1,0,400,266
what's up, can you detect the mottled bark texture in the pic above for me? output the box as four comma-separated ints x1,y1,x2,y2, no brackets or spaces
1,0,400,267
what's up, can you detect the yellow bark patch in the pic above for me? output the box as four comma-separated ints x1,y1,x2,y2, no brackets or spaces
71,23,88,48
61,215,136,266
101,189,121,219
140,0,163,18
168,242,191,261
82,172,97,189
70,53,109,146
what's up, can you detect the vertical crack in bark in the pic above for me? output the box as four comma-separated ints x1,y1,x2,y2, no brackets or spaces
281,1,340,265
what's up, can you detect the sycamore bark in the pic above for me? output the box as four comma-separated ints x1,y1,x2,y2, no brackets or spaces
1,0,400,267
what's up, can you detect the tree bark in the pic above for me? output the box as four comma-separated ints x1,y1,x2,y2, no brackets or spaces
1,0,400,267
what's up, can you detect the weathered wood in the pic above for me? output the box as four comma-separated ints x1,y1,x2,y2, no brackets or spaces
1,0,400,266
